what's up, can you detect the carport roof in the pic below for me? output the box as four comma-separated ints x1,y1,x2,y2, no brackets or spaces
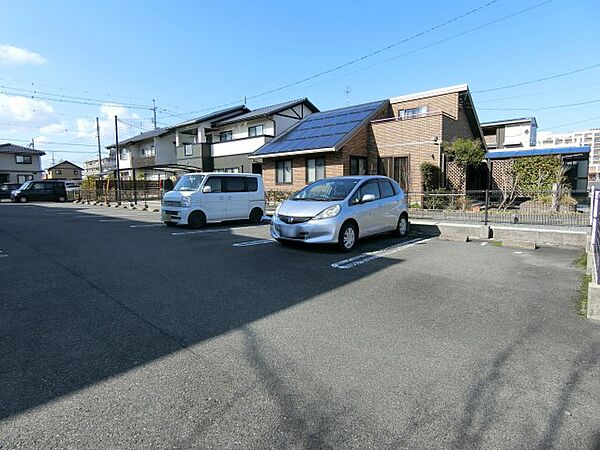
485,145,590,159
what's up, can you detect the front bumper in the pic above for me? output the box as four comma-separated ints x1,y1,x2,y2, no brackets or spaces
270,215,341,244
161,206,191,225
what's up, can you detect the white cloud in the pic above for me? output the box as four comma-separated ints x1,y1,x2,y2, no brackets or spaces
0,93,61,132
76,103,150,144
0,44,47,65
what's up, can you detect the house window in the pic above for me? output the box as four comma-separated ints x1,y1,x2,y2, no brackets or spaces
15,155,32,164
184,144,193,156
55,170,62,175
74,170,79,175
215,167,240,173
350,156,367,175
276,160,292,184
219,131,233,142
120,148,129,160
17,174,33,183
248,125,264,137
306,157,325,183
398,105,428,119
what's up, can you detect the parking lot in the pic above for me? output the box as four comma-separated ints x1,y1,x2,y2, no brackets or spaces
1,202,600,448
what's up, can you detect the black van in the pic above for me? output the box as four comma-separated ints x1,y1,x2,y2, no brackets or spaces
10,180,68,203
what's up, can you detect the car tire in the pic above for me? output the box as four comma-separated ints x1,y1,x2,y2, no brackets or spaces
164,221,177,227
188,210,206,229
249,208,263,224
338,222,358,252
18,196,27,203
393,213,409,238
57,196,66,203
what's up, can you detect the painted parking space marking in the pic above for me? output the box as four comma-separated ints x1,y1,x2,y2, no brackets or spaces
171,225,267,236
331,237,433,270
99,219,129,222
130,223,164,228
232,239,275,247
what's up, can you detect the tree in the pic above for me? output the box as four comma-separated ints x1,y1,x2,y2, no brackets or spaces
420,162,441,192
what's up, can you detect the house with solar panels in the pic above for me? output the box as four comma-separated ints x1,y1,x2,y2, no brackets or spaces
251,84,485,193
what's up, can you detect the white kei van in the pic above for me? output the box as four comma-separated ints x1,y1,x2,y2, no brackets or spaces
161,173,265,228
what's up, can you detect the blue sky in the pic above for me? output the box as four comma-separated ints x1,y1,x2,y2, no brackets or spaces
0,0,598,168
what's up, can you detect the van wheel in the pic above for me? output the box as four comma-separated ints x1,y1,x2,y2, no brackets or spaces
338,222,358,252
393,213,409,237
19,196,28,203
249,208,263,224
188,211,206,229
58,196,66,203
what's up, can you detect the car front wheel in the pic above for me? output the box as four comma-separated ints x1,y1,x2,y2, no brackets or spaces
393,213,409,237
18,196,28,203
338,222,358,252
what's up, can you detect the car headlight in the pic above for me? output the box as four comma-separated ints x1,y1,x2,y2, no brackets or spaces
181,196,191,207
313,204,341,220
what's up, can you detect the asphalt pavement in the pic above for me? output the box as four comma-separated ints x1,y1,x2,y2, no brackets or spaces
1,202,599,449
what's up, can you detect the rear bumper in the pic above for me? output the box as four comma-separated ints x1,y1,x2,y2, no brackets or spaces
270,216,341,244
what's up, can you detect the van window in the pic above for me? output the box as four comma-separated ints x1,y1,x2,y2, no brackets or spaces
224,177,246,192
204,177,223,193
246,177,258,192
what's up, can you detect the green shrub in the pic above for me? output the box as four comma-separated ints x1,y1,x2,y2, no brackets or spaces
420,162,441,191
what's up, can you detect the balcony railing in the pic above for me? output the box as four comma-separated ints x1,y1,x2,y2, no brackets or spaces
211,135,273,157
131,156,155,169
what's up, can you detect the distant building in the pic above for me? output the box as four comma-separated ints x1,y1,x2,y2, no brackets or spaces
537,129,600,179
481,117,537,150
0,143,45,183
84,153,116,177
46,161,83,180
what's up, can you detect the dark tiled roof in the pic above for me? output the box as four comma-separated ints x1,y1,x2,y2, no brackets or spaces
252,100,388,157
0,143,46,156
481,117,537,127
168,105,249,129
106,128,166,149
212,98,319,127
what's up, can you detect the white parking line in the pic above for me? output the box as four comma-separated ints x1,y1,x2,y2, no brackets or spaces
331,237,433,270
99,219,129,222
130,223,164,228
232,239,275,247
171,225,265,236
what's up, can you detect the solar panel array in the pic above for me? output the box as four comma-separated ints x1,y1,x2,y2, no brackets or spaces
253,100,386,156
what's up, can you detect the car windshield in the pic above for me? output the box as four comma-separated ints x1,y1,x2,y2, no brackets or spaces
19,181,31,190
292,178,360,201
173,175,205,191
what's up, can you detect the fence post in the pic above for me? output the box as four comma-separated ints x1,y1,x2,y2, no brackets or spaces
484,189,489,225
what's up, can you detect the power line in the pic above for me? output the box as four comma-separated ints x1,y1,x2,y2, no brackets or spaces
157,0,501,120
477,98,600,112
539,115,600,131
0,137,97,147
473,61,600,93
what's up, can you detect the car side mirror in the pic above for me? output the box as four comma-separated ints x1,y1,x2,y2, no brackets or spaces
361,193,376,203
202,185,212,193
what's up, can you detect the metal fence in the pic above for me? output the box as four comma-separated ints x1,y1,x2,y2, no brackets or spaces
590,188,600,283
70,188,164,207
408,190,590,227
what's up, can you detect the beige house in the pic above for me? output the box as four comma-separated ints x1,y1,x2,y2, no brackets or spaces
46,161,83,180
0,143,45,183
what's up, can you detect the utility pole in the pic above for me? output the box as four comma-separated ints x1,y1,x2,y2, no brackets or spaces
96,117,103,177
114,115,121,204
152,99,157,130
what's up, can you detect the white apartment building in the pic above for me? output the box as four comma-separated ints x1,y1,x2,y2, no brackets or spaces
537,129,600,179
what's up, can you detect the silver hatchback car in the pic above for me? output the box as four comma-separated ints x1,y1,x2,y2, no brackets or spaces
271,175,409,252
